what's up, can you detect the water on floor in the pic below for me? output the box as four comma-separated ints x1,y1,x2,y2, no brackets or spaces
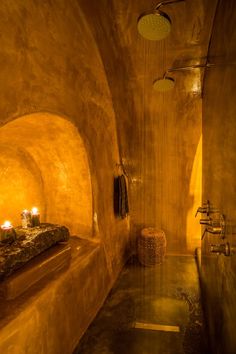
74,255,209,354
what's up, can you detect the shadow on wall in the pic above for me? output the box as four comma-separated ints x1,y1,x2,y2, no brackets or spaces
0,112,93,236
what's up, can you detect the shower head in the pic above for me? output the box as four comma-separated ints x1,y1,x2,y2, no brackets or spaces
137,10,171,41
153,77,175,92
153,63,217,92
137,0,185,41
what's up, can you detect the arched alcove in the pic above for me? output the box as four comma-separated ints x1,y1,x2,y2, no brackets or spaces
0,112,93,236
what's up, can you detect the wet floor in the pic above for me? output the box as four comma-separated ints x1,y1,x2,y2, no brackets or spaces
74,255,209,354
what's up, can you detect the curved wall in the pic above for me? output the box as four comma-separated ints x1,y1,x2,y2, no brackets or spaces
0,113,93,235
0,144,44,226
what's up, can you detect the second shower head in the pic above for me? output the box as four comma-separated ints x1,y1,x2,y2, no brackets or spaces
153,77,175,91
153,62,217,92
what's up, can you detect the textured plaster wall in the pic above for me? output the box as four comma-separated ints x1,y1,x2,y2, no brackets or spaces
0,0,130,271
202,1,236,353
0,1,130,352
0,113,93,235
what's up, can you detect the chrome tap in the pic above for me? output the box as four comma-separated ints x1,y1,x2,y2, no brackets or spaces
200,218,221,226
210,242,230,256
201,214,225,239
195,200,219,217
195,200,210,217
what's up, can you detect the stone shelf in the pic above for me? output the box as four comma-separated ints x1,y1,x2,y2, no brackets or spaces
0,223,70,280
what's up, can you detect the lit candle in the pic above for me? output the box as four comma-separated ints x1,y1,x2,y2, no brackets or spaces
21,209,32,228
0,221,16,243
1,220,13,230
31,207,40,227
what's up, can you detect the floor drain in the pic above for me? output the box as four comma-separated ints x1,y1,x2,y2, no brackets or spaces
134,322,180,333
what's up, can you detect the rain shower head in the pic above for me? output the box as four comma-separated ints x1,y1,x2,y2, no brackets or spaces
137,10,171,41
153,77,175,92
137,0,185,41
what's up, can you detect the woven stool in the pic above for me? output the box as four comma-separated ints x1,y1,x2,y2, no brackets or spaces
138,228,166,266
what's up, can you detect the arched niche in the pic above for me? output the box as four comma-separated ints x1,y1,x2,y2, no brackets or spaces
0,112,93,236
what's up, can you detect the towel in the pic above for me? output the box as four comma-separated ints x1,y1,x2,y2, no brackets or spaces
114,174,129,218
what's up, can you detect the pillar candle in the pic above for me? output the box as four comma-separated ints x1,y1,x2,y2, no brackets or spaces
21,209,32,228
31,207,40,227
0,221,16,243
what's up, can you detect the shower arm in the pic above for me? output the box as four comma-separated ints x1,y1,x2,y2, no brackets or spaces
163,63,216,78
155,0,185,11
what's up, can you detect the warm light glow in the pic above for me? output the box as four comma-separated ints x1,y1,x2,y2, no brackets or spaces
0,113,93,235
31,207,39,215
1,220,13,229
186,134,202,251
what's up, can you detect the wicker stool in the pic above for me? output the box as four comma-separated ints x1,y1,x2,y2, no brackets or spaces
137,228,166,266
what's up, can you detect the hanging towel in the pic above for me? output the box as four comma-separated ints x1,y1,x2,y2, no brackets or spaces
113,174,129,218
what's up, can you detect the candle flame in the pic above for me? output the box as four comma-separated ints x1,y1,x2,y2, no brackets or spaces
1,220,12,228
32,207,38,215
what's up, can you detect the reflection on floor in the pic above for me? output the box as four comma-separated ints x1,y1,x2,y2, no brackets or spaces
74,255,209,354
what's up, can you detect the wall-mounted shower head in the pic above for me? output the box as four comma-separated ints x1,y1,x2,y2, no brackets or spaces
153,63,216,92
153,77,175,92
137,0,185,41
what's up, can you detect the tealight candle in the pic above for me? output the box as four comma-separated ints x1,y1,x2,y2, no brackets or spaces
31,207,40,227
0,221,16,243
21,209,32,228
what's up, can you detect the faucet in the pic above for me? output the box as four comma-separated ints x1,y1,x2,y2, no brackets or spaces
201,214,225,240
195,200,219,217
210,242,230,256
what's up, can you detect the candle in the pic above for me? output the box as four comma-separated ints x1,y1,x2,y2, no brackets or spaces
1,220,13,230
0,221,16,243
31,207,40,227
21,209,32,228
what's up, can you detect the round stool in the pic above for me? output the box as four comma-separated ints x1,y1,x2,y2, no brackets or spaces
138,227,166,266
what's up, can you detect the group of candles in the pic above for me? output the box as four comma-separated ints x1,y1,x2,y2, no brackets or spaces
0,207,40,243
21,207,40,228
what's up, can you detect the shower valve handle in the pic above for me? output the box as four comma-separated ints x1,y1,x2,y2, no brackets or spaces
195,207,207,217
195,200,210,217
195,200,219,217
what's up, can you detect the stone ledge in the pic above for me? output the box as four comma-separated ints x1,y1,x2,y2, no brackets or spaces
0,223,69,280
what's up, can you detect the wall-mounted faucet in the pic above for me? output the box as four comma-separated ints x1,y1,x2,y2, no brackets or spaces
210,242,230,256
195,200,219,217
200,214,225,240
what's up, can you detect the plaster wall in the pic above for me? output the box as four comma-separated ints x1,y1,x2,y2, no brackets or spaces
0,0,130,273
0,1,130,352
201,1,236,353
0,113,93,235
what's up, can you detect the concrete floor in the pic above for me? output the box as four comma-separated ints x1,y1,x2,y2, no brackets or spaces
74,255,209,354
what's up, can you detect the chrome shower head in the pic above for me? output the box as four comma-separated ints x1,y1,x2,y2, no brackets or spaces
153,77,175,92
137,0,185,41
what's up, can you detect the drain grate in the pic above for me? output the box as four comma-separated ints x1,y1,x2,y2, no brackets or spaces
134,322,180,333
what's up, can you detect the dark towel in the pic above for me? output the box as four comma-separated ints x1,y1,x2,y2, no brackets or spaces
114,175,129,218
114,176,120,216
